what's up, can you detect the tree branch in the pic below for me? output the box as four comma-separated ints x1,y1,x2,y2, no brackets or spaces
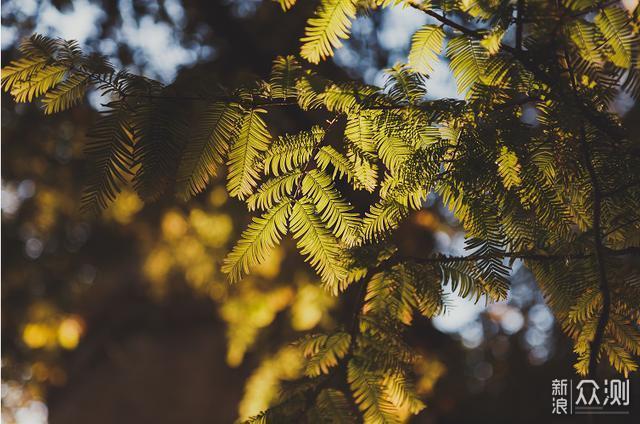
407,1,479,38
516,0,525,51
603,218,640,238
86,70,299,109
560,35,612,378
578,123,611,379
384,251,592,268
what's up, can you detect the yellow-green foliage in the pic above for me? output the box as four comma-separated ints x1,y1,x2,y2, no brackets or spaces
290,199,348,292
408,25,445,75
227,108,272,199
177,101,244,198
4,1,640,418
222,200,291,283
298,332,351,376
300,0,357,64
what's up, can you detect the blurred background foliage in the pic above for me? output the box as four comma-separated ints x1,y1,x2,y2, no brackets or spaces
1,1,638,423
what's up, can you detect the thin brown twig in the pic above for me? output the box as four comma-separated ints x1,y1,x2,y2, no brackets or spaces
516,0,525,51
407,1,479,38
603,217,640,238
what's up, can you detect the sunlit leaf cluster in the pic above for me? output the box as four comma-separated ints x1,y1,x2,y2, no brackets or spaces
3,0,640,421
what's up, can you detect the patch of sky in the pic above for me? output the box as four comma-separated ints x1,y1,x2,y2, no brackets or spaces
2,0,213,84
33,0,105,43
376,6,427,52
225,0,262,17
116,0,214,82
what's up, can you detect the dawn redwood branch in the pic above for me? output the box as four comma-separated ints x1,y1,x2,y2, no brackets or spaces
603,218,640,238
385,252,592,267
495,95,540,110
516,0,524,51
382,247,637,269
128,94,298,108
122,92,298,108
560,34,612,378
87,70,299,108
579,124,611,380
407,1,480,38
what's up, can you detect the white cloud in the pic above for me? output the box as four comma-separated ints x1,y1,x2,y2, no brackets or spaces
35,0,105,43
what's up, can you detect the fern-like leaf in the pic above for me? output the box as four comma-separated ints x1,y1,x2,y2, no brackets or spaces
349,149,379,192
299,332,351,376
313,389,356,423
264,126,324,176
315,145,355,182
408,25,445,75
603,343,638,377
345,111,378,154
1,35,60,94
300,0,357,64
362,200,407,241
274,0,297,11
384,64,428,104
348,360,400,424
246,171,301,211
227,108,271,199
496,146,522,189
222,200,292,283
42,73,90,114
132,95,185,200
296,70,329,110
567,20,605,64
301,169,361,245
176,101,243,198
270,55,302,100
9,64,67,103
290,199,348,292
595,6,638,69
447,35,488,94
383,372,425,414
1,57,49,93
81,101,134,215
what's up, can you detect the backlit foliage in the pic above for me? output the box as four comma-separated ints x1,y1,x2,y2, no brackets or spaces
300,0,358,64
3,0,640,421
